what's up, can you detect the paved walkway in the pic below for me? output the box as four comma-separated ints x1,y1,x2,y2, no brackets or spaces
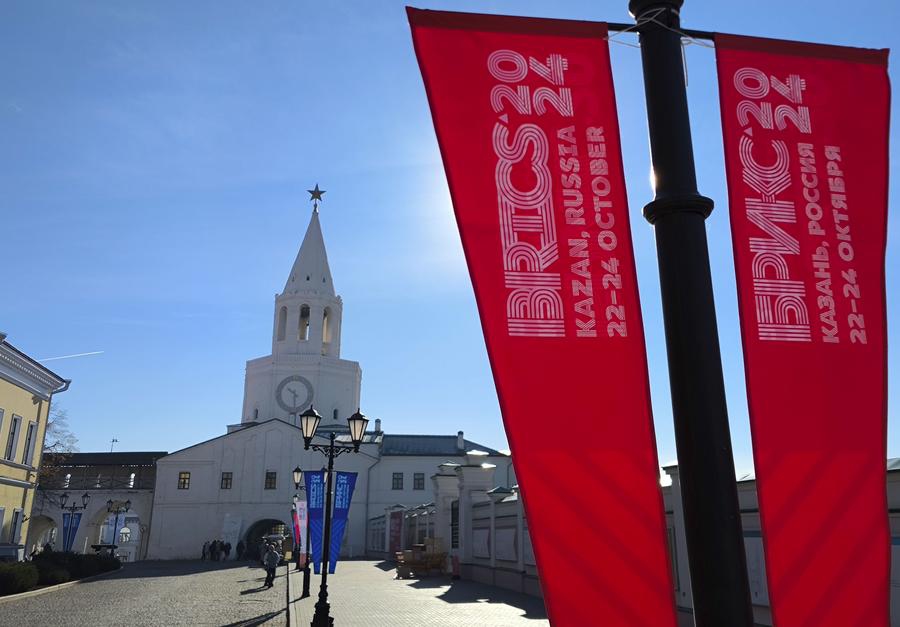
0,560,288,626
287,560,549,627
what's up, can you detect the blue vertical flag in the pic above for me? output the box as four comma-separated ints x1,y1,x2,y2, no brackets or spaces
304,470,325,574
61,512,82,552
328,471,358,574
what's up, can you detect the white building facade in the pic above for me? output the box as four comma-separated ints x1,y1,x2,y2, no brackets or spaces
146,208,513,560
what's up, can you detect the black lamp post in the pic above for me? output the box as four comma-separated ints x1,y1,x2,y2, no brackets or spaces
627,1,754,624
293,466,312,598
106,499,131,556
299,405,369,627
58,492,90,552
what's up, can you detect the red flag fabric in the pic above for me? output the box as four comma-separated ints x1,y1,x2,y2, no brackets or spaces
409,8,676,626
716,34,890,625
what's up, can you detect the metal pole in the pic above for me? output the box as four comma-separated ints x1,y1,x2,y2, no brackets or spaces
109,509,120,556
303,507,312,598
311,434,336,627
628,1,754,625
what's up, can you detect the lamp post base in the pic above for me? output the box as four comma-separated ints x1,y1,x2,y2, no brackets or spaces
310,599,333,627
301,565,311,598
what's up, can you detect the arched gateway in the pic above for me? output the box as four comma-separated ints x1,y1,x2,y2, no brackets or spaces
242,519,290,561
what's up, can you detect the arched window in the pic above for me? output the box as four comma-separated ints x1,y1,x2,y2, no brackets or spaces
277,306,287,341
128,472,136,489
323,307,332,344
299,305,310,341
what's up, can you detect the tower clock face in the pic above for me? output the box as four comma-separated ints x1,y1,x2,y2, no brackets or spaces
275,375,314,413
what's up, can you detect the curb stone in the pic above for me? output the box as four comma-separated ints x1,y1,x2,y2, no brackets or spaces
0,565,123,604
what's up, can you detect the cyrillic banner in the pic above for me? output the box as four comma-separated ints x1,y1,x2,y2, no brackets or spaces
304,469,326,574
296,500,307,562
409,9,676,625
328,471,358,573
292,500,307,563
716,34,890,625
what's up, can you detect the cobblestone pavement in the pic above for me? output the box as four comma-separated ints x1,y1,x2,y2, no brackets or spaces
288,560,549,627
0,560,288,627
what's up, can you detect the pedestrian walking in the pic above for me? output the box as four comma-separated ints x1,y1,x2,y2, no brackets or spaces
224,542,232,560
236,540,245,561
263,543,281,588
202,541,209,561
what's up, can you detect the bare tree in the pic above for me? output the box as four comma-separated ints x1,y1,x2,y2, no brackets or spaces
44,407,79,455
37,407,79,492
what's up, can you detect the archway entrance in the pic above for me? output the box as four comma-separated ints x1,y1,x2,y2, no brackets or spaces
25,515,57,556
243,519,290,561
99,512,142,562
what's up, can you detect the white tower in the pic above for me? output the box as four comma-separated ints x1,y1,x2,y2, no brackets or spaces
239,193,361,430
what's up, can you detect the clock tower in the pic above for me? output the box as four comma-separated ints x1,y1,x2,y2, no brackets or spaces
239,195,361,430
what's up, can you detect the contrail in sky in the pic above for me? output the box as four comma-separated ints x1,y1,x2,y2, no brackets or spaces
38,351,104,362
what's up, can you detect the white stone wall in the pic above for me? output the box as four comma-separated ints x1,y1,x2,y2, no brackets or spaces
367,455,514,519
146,420,377,560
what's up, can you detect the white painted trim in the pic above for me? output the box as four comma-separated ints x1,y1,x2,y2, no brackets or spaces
0,343,65,399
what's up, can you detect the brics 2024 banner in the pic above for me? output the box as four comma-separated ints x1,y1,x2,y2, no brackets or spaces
717,34,890,626
409,9,676,626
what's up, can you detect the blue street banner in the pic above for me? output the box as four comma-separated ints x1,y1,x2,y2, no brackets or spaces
304,470,325,574
61,512,82,552
328,471,358,574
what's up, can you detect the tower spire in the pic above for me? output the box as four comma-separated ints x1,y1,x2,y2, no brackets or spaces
307,183,325,213
283,185,334,296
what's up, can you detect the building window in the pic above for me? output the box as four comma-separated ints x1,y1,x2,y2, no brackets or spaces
177,472,191,489
277,306,287,341
63,473,71,489
221,472,233,489
95,474,102,488
128,473,136,489
299,305,310,341
265,471,277,490
413,473,425,490
4,415,21,460
21,422,36,466
323,307,332,343
392,472,403,490
9,509,22,543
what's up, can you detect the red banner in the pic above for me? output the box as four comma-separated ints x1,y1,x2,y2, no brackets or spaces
409,9,675,626
716,34,890,625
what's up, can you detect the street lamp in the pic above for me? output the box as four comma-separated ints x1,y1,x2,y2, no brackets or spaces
293,465,312,598
106,499,131,555
60,491,91,512
301,407,369,627
58,492,90,552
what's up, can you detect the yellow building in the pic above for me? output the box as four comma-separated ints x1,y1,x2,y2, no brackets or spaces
0,332,68,561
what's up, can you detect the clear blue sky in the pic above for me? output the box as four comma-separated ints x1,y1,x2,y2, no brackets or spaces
2,1,898,474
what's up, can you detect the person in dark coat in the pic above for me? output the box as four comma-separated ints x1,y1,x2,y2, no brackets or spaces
263,543,281,588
